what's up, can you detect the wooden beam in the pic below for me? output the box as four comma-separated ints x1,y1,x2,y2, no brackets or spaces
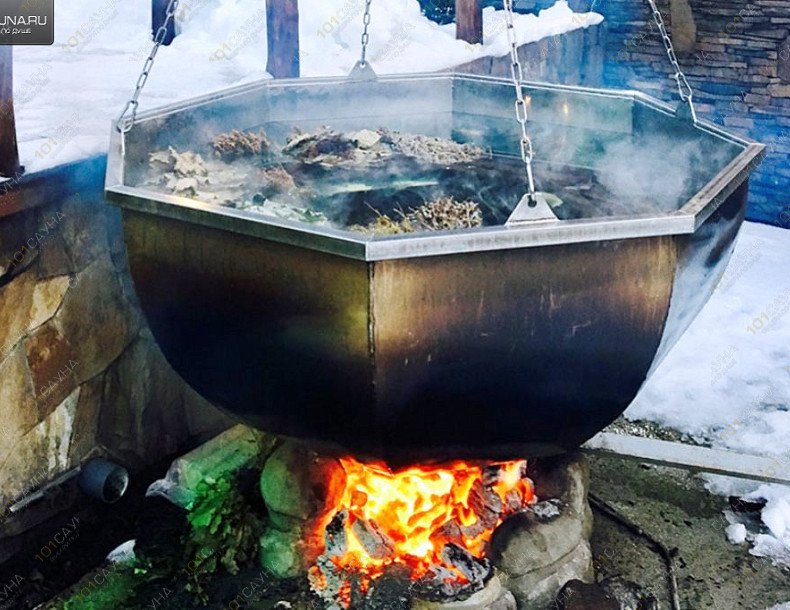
0,47,21,178
152,0,176,45
583,432,790,486
456,0,483,45
266,0,300,78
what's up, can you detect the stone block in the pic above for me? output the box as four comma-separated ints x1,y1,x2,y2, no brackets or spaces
259,527,304,579
413,575,516,610
25,322,78,421
0,270,36,359
0,345,38,479
501,540,594,610
28,276,70,330
555,580,619,610
53,258,139,385
0,389,81,507
260,441,346,521
146,424,274,509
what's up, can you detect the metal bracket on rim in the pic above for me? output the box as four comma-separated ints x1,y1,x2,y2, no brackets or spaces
348,60,378,82
675,99,698,124
506,192,560,225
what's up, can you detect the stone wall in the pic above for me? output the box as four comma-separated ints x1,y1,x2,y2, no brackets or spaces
0,158,232,524
578,0,790,226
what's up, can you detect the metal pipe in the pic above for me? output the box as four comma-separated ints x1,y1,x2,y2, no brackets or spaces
78,458,130,504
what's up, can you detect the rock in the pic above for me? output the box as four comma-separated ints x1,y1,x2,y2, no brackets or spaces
259,527,304,579
24,322,78,421
146,425,273,509
67,374,104,463
0,209,38,281
260,441,346,520
490,504,593,577
491,454,594,609
54,258,139,385
29,276,70,329
0,345,39,496
36,231,75,279
0,269,37,360
412,575,514,610
59,193,114,272
669,0,697,54
0,388,81,509
555,580,618,610
352,129,381,149
489,590,517,610
106,540,137,565
780,36,790,83
600,576,659,610
500,540,595,610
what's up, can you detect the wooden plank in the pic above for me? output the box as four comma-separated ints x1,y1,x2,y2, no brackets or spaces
266,0,300,78
456,0,483,45
583,432,790,486
0,47,21,178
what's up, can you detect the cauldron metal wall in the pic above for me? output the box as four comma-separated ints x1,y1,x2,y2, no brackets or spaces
105,73,764,464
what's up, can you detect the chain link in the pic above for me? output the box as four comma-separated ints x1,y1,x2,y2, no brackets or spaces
645,0,697,121
359,0,373,65
503,0,537,204
116,0,180,133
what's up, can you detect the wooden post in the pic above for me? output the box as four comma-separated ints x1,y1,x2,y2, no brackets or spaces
456,0,483,45
266,0,300,78
0,47,21,178
152,0,176,46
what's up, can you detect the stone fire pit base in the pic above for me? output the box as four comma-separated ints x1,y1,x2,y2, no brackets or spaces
490,454,594,609
257,441,593,610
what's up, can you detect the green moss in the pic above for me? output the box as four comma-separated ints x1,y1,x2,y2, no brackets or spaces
60,567,143,610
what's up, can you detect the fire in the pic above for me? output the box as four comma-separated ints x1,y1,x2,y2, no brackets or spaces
315,458,535,585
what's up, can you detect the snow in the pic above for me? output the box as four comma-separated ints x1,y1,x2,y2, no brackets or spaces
12,0,601,173
726,523,747,545
626,221,790,568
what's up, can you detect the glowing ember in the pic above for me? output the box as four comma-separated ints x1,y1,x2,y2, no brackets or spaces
313,459,535,589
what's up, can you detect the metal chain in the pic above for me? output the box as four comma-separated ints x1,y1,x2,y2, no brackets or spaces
115,0,180,133
359,0,373,65
645,0,697,122
503,0,537,205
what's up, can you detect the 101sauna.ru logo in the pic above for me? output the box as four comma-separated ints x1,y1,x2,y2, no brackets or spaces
0,0,54,45
34,515,81,563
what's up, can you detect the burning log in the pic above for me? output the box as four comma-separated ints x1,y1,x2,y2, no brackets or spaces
351,517,395,560
307,458,534,608
441,543,490,585
324,510,348,558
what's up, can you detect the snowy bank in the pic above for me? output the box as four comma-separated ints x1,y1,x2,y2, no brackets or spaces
626,221,790,568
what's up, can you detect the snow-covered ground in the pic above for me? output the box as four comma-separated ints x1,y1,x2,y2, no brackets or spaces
11,0,601,173
8,0,789,578
626,220,790,569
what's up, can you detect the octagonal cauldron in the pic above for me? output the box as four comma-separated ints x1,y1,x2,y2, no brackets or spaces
105,73,764,464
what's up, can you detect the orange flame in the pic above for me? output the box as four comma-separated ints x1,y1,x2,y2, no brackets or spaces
317,458,535,583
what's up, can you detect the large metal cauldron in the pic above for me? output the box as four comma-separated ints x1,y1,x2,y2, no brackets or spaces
105,73,764,464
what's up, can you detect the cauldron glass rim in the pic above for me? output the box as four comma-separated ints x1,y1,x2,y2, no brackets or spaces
105,72,765,262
